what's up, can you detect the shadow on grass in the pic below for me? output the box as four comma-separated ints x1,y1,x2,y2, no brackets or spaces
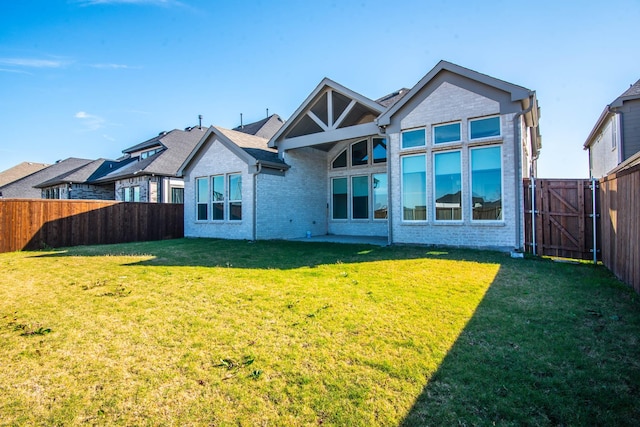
400,258,640,426
27,238,506,270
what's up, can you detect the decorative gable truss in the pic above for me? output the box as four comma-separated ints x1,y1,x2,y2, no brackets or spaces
270,79,385,151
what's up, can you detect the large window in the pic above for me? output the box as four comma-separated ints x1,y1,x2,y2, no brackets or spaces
211,175,224,220
331,137,386,169
196,178,208,220
372,173,388,219
402,155,426,221
434,151,461,220
434,122,461,144
351,176,369,219
470,116,500,140
132,186,140,202
402,129,426,149
471,146,502,220
171,187,184,204
332,178,348,219
228,174,242,221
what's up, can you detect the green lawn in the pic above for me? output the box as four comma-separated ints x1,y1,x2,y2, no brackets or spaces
1,238,639,426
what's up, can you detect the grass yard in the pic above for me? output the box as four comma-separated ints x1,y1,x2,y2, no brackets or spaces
1,238,639,426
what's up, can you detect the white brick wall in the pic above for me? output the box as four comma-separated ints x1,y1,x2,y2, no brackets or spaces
184,138,254,240
388,82,523,250
256,147,327,239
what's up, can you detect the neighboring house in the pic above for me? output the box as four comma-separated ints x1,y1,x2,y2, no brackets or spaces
93,126,209,203
232,114,285,139
180,60,541,251
0,158,94,199
0,162,50,187
34,158,135,200
584,79,640,178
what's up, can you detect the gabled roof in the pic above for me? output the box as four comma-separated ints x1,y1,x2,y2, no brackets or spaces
232,114,284,140
95,126,209,182
0,158,93,198
269,78,385,148
179,126,288,176
0,161,50,187
122,133,165,154
584,79,640,148
34,158,135,188
377,60,534,127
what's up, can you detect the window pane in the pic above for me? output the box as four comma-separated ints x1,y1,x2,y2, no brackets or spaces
133,186,140,202
402,129,425,149
123,187,130,202
229,202,242,220
352,176,369,219
332,150,347,168
435,151,461,220
171,188,184,204
402,155,426,220
434,123,461,144
351,140,368,166
470,116,500,139
373,173,388,219
471,146,502,220
197,204,208,221
229,174,242,201
196,178,208,203
212,175,224,201
212,203,224,220
373,138,387,163
332,178,347,219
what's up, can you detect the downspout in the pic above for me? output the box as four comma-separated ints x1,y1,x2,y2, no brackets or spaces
253,163,260,241
512,94,537,252
378,126,392,246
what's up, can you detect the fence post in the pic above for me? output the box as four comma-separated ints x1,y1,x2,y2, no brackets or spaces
531,177,536,256
591,177,598,264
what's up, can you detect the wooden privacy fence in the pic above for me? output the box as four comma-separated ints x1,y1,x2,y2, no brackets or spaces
0,199,184,253
524,178,598,261
599,162,640,294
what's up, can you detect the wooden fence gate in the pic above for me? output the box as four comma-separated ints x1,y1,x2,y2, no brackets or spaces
524,178,599,260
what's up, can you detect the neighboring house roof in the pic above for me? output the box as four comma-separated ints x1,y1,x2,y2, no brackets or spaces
584,79,640,149
0,161,50,187
34,158,136,188
0,158,93,198
232,114,285,139
95,126,209,182
179,126,289,176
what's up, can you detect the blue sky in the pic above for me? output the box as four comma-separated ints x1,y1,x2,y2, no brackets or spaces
1,0,639,178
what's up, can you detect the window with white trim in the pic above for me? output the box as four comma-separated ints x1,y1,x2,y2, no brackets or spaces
471,146,502,220
434,151,461,221
433,122,461,144
332,177,348,219
211,175,224,220
469,116,501,140
401,155,427,221
228,174,242,221
402,128,426,149
196,177,208,220
351,175,369,219
372,173,388,219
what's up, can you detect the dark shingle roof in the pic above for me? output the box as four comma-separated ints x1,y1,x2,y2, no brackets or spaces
95,126,209,182
232,114,284,140
0,161,50,187
216,127,285,165
375,88,411,108
620,79,640,99
34,158,136,188
0,158,93,198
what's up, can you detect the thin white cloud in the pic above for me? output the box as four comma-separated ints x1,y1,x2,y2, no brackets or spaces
75,111,107,131
90,63,140,69
76,0,182,6
0,68,32,75
0,58,68,68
